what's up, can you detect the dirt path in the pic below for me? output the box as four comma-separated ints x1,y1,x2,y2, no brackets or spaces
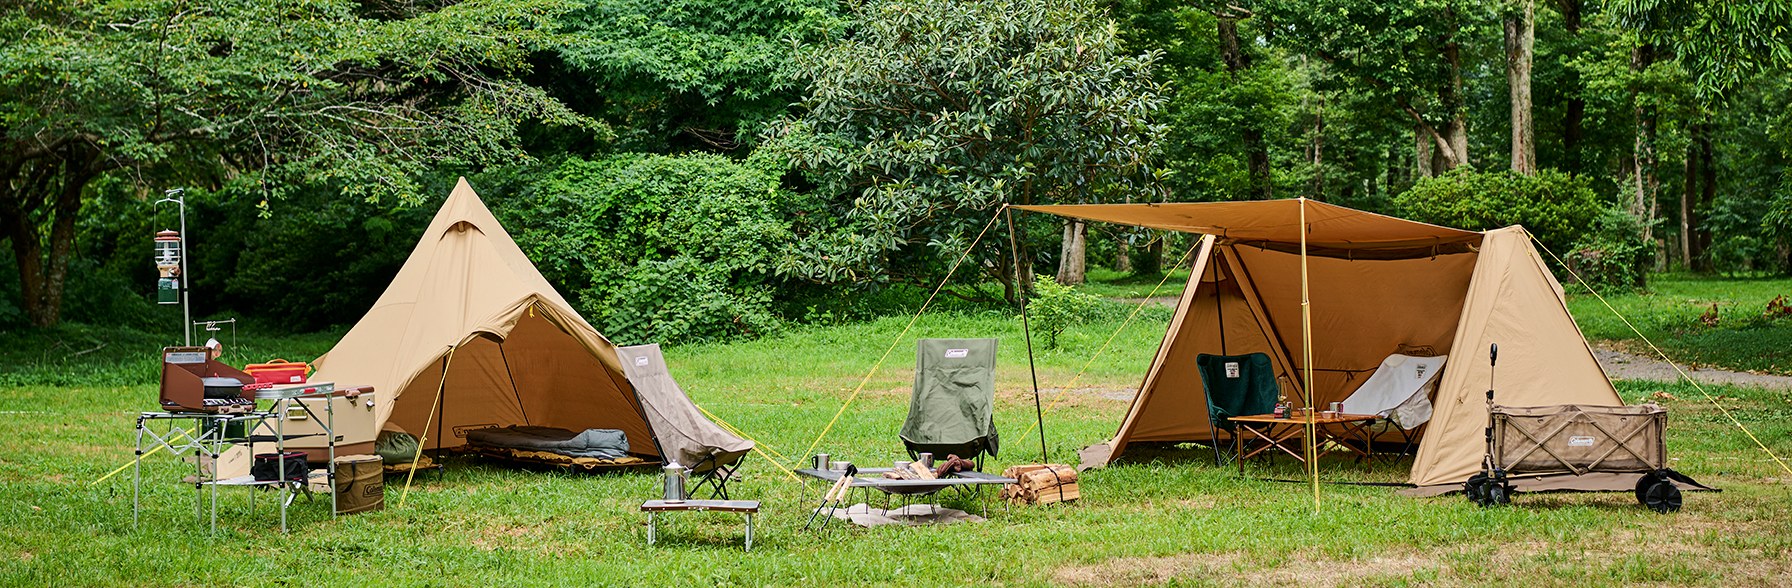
1593,344,1792,389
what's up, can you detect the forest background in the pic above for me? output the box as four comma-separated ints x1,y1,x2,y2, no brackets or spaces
4,0,1790,348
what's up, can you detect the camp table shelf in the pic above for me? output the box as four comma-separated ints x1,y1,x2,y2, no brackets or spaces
1227,413,1380,473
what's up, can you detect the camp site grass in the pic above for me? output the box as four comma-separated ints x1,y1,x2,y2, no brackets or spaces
2,307,1790,586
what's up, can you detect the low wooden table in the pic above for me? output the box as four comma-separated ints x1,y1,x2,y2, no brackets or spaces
1228,413,1379,473
640,499,760,550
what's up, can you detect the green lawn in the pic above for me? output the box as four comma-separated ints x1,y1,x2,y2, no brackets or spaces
1567,273,1792,375
3,308,1790,586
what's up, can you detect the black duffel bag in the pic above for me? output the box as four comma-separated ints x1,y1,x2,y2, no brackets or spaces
251,451,309,482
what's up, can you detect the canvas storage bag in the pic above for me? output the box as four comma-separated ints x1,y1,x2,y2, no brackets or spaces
333,454,385,514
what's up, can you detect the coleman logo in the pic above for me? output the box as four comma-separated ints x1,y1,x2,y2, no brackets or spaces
945,349,969,358
635,356,650,366
1225,362,1240,378
1568,436,1596,447
363,483,383,498
453,424,499,438
1415,364,1428,379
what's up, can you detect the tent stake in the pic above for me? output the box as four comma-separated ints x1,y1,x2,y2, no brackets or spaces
1008,207,1049,464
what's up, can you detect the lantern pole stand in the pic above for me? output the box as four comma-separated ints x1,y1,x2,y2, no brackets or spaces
155,189,191,346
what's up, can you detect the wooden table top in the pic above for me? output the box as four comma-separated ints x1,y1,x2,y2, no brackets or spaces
640,499,760,513
1228,413,1379,425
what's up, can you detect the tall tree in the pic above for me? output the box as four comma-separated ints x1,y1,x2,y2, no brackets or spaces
0,0,587,327
770,0,1167,303
1506,0,1537,174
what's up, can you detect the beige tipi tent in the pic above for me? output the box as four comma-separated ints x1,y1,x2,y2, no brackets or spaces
1016,199,1622,492
310,178,704,464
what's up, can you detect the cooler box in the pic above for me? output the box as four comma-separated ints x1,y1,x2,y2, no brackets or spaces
254,391,379,462
245,359,310,385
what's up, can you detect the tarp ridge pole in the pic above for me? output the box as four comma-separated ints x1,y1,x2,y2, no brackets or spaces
1008,206,1049,464
1301,198,1319,512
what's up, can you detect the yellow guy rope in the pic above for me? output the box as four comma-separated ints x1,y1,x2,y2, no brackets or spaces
1529,234,1792,476
1009,240,1202,447
400,344,458,508
693,403,814,490
796,206,1007,466
90,426,195,486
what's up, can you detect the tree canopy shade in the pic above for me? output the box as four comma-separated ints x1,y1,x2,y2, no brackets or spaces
767,0,1168,302
0,0,590,326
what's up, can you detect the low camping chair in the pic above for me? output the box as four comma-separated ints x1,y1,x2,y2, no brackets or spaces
1195,353,1281,465
900,339,1000,470
1338,352,1447,463
686,451,749,500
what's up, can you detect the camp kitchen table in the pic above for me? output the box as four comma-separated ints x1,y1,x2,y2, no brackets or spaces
1228,413,1379,473
133,382,341,534
795,467,1017,515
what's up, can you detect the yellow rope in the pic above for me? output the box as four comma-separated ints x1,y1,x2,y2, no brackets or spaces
1529,233,1791,476
400,344,457,508
796,206,1007,465
1008,240,1201,447
90,426,195,486
694,403,813,490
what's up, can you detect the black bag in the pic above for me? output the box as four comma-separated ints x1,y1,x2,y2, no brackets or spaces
252,451,309,481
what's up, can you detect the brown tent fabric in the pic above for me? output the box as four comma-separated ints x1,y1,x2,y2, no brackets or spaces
1016,201,1620,489
616,344,754,471
313,178,658,458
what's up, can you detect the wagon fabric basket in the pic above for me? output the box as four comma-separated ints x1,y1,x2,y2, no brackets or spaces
1491,403,1666,476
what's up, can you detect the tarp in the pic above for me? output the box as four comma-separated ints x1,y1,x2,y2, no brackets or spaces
900,338,1000,459
311,178,738,465
617,344,754,471
1019,200,1621,490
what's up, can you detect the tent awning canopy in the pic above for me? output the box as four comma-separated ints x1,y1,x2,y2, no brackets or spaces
1014,199,1482,251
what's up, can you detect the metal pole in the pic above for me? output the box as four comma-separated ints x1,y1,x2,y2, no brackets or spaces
133,416,143,529
1006,207,1049,464
156,190,191,346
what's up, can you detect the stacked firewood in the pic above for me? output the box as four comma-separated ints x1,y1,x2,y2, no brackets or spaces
999,464,1079,505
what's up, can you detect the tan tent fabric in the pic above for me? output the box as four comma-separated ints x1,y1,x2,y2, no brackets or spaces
1016,200,1479,249
312,178,658,458
1022,202,1618,488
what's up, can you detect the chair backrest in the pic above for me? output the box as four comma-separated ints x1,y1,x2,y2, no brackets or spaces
899,338,999,460
1195,353,1280,431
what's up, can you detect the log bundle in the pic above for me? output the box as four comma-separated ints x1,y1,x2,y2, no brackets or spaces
1000,464,1079,505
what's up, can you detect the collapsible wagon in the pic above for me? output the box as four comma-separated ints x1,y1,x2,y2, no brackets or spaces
1465,344,1697,512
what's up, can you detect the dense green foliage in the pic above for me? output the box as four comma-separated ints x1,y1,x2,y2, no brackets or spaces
1395,169,1604,255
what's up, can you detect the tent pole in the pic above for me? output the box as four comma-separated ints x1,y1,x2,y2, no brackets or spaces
1301,199,1318,512
401,345,457,509
1007,207,1049,464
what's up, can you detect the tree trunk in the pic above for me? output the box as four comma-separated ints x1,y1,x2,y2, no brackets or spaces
1415,128,1434,178
0,144,96,328
1219,14,1272,199
1695,121,1716,271
1056,218,1086,285
1133,233,1163,275
1114,231,1132,273
1630,44,1659,246
1680,129,1697,269
1311,98,1326,199
1504,0,1536,175
1560,0,1585,171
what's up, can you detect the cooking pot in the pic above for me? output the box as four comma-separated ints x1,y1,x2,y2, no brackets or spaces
201,377,246,399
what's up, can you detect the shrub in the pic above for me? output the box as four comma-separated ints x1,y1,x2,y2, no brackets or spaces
1394,169,1604,260
592,257,782,345
1565,206,1658,292
1027,275,1099,349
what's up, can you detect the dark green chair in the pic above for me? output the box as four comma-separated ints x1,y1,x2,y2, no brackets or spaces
1195,353,1279,465
900,338,999,467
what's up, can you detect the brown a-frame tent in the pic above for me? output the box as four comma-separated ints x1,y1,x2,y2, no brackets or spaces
311,178,743,467
1017,199,1622,492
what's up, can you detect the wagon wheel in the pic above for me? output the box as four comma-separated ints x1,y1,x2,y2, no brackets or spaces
1464,473,1488,506
1636,471,1683,513
1486,482,1512,506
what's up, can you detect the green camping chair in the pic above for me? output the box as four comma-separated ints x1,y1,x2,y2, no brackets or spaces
1195,353,1280,465
900,338,999,468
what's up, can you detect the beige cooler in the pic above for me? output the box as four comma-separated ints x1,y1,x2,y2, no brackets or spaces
254,391,380,462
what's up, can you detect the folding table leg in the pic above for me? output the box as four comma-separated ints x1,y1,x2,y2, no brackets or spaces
647,512,656,546
744,513,753,551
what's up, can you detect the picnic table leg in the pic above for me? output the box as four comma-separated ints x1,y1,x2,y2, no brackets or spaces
647,511,656,546
744,513,752,551
1236,430,1244,475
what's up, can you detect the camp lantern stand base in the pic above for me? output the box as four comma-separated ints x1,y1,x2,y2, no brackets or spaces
641,500,760,551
